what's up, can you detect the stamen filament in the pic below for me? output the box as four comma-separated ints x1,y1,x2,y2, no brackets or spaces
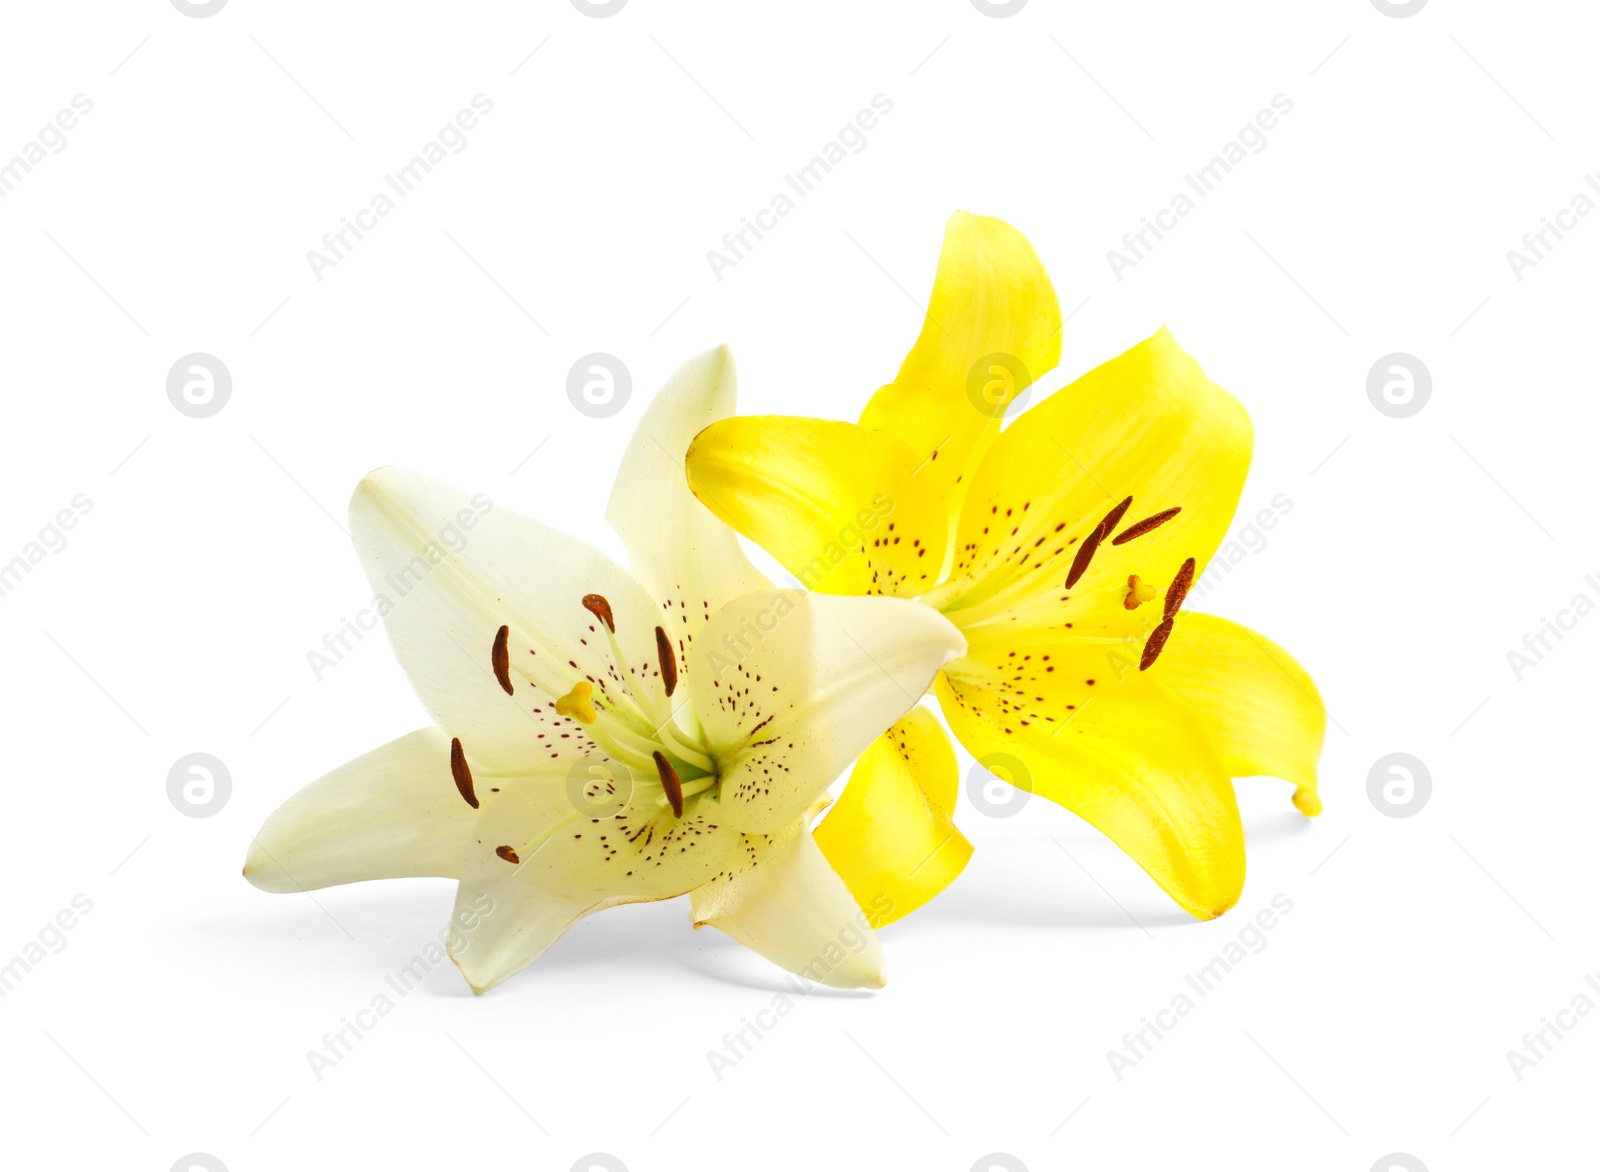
657,774,717,809
591,607,668,729
581,719,657,772
652,714,716,772
514,807,586,860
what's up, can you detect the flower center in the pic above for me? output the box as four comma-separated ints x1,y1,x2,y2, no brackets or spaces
938,495,1197,670
455,593,723,836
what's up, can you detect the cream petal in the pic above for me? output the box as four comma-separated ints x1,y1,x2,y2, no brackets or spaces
244,728,478,893
348,466,669,773
607,346,771,676
446,754,741,993
690,810,886,990
690,590,967,833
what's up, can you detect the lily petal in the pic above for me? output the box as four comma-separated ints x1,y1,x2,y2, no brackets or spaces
690,808,886,989
686,417,947,596
447,756,741,993
859,211,1062,539
937,671,1245,919
244,728,478,892
608,346,771,665
1144,614,1326,815
813,707,973,926
692,590,967,833
349,467,667,772
932,327,1252,633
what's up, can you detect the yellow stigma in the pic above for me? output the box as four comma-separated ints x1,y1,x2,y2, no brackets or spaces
555,681,597,723
1293,787,1323,817
1123,574,1160,610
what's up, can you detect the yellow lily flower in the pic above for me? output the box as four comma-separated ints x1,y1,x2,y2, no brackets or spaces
684,212,1326,922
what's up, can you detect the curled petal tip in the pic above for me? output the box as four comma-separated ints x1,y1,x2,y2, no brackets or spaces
1293,788,1323,817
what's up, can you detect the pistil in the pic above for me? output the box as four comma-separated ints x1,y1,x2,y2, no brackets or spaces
1123,575,1160,609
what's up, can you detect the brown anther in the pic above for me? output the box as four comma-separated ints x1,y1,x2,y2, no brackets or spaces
655,625,677,697
1065,524,1106,589
1099,495,1134,535
495,845,520,864
1113,506,1182,546
1164,557,1196,621
581,593,615,633
653,750,684,817
492,624,513,695
1065,496,1133,589
450,737,479,809
1140,617,1175,671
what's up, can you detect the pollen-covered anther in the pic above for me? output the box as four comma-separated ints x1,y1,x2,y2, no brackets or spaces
1065,495,1133,589
653,750,684,817
1164,557,1197,621
450,737,479,809
495,845,520,864
554,681,597,723
655,625,678,697
1140,617,1175,671
1123,575,1160,610
491,625,513,695
1113,506,1182,546
581,593,615,633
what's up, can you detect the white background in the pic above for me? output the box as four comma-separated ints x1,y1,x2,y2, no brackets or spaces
1,1,1593,1169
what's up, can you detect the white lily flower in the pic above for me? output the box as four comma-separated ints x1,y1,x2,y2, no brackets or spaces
244,347,966,992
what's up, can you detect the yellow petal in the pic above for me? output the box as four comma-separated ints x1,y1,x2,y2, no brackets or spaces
937,667,1245,920
1144,614,1326,815
930,328,1252,637
813,707,974,927
686,417,947,597
860,212,1063,539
